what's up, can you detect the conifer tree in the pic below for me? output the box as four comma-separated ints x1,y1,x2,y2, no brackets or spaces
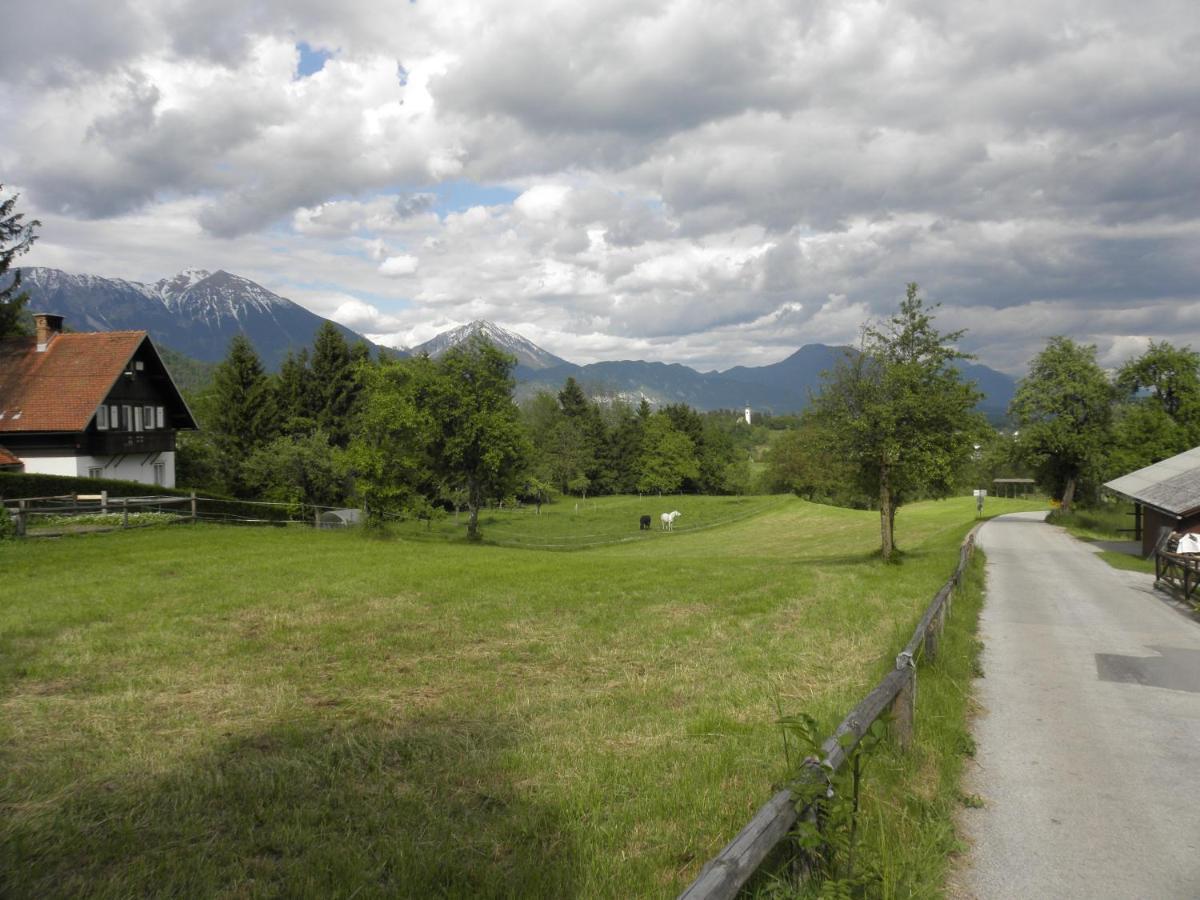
0,185,40,339
276,348,316,433
209,334,278,493
310,322,358,446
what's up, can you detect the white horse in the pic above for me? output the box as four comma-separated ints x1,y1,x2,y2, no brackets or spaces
661,510,681,531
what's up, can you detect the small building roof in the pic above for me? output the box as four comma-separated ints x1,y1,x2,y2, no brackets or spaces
1104,445,1200,518
0,330,197,433
0,444,22,468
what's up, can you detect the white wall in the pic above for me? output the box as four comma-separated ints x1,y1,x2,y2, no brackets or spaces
16,453,79,477
18,451,176,488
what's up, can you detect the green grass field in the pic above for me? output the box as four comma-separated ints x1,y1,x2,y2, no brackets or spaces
0,494,1042,898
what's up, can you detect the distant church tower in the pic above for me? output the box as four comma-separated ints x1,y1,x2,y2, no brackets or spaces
744,406,752,425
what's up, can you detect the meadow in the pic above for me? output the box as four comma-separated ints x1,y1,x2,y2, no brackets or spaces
1,494,1041,898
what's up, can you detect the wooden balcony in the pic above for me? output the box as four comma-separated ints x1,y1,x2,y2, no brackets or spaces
85,430,175,456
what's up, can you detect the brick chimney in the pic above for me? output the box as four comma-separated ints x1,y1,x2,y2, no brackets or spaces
34,313,64,352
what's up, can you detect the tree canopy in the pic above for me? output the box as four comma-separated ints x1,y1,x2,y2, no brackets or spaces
1009,336,1114,513
807,284,984,559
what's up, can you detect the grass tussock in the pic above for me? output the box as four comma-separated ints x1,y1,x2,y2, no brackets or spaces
0,494,1040,898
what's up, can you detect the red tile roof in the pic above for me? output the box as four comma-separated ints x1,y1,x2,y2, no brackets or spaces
0,444,21,467
0,331,147,433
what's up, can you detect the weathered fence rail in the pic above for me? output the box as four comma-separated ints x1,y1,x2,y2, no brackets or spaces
679,524,983,900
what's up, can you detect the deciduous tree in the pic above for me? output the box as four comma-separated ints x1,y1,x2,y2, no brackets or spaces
424,337,530,539
1009,336,1114,513
636,414,699,495
809,284,984,560
345,355,436,523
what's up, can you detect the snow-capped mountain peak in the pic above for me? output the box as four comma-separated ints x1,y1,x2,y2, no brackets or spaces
411,319,570,370
155,268,213,303
16,265,376,369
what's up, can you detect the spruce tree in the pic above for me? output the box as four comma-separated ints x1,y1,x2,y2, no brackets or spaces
209,334,278,493
276,348,316,433
310,323,357,447
0,186,40,339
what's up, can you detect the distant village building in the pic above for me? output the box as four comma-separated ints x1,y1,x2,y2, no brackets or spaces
0,314,198,487
744,406,752,425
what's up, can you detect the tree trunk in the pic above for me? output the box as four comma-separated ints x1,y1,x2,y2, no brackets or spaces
879,465,895,561
1061,475,1077,514
466,479,483,540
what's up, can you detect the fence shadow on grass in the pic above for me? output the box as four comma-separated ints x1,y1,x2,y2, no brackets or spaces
3,712,578,899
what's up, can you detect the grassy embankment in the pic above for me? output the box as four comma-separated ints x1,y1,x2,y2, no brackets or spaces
1048,502,1155,574
2,493,1040,898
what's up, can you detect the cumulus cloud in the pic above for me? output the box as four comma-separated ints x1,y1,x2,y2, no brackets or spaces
4,0,1199,373
378,254,419,277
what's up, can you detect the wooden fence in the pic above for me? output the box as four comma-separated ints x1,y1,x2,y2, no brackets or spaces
678,524,982,899
1154,529,1200,605
3,492,197,536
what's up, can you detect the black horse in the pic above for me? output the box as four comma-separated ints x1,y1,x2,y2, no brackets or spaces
639,515,652,530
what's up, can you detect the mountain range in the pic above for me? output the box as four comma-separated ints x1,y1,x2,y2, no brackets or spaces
15,267,375,370
14,266,1016,417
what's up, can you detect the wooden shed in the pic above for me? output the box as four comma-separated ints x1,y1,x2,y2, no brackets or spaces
1104,446,1200,557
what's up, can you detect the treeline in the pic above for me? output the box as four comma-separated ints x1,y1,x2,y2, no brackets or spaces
762,334,1200,519
177,322,774,535
1006,337,1200,511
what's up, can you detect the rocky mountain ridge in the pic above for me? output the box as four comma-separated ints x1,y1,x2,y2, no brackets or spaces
13,266,1016,416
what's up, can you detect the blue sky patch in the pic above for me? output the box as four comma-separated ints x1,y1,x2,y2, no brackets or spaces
428,181,520,215
296,42,333,78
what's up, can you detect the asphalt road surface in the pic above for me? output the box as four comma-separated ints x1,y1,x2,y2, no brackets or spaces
956,512,1200,899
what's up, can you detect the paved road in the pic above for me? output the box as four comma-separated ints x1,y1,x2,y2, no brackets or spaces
957,512,1200,899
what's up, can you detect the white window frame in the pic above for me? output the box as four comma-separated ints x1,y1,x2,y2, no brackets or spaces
109,405,120,429
88,466,103,479
156,406,165,428
153,462,166,486
143,405,155,430
122,405,132,431
96,407,108,431
133,406,143,432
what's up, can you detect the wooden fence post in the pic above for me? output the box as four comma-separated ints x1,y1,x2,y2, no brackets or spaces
890,657,915,749
101,490,108,513
190,491,197,523
15,499,26,536
924,610,941,662
121,498,129,529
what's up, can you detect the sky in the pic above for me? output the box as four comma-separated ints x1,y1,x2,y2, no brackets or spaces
1,1,1197,375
